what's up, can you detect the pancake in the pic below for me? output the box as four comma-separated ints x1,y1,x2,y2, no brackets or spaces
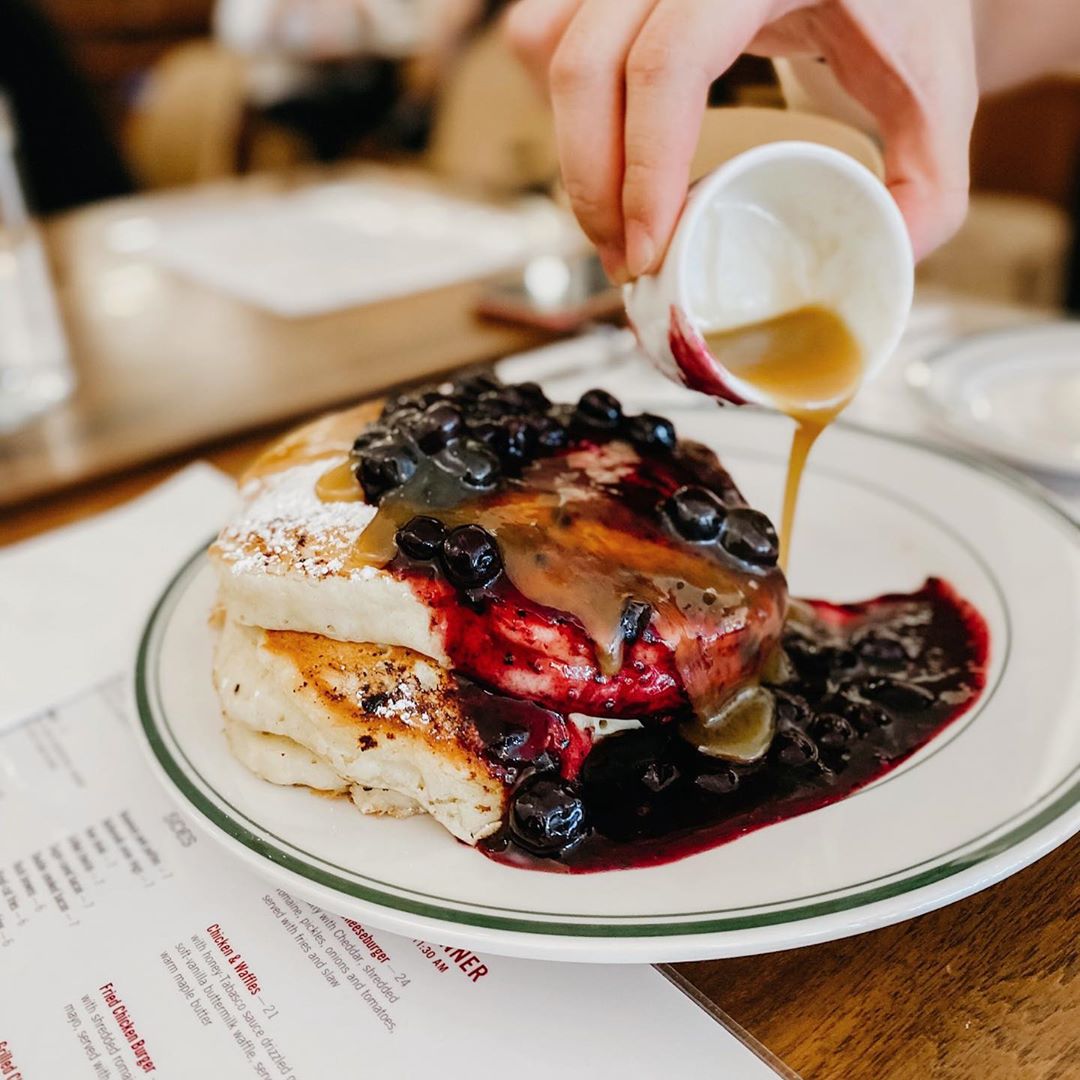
213,615,506,844
211,403,447,661
223,720,424,816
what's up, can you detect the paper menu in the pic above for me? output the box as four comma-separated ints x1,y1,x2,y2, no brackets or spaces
0,464,237,733
0,679,784,1078
0,475,788,1079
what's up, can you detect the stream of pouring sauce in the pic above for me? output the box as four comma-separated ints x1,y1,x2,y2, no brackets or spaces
703,305,863,569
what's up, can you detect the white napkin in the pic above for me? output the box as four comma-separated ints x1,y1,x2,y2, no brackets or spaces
0,463,236,730
146,181,581,318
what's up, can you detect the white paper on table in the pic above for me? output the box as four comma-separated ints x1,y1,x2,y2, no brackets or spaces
0,470,791,1079
0,464,236,732
146,180,583,318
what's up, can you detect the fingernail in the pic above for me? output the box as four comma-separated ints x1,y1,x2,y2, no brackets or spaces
598,245,630,286
625,224,656,280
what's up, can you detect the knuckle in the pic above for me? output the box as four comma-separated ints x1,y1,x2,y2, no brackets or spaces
549,44,593,95
626,38,675,90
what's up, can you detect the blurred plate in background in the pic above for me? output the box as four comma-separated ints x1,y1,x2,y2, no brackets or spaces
909,323,1080,478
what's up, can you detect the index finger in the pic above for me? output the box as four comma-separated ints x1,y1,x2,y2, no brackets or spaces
621,0,773,277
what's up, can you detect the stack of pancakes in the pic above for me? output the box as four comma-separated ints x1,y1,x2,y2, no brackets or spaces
212,402,516,843
212,385,787,849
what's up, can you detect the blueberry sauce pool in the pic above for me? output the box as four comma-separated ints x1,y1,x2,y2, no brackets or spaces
479,577,989,873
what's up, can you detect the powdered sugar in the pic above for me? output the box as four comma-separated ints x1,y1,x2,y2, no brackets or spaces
216,461,377,578
366,680,433,727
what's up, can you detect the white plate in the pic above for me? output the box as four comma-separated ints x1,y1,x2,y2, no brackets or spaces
908,322,1080,477
133,409,1080,963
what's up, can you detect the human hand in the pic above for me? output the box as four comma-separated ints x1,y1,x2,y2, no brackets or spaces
506,0,978,279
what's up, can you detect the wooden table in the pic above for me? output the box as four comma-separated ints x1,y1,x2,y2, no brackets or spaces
0,167,551,510
2,180,1077,1080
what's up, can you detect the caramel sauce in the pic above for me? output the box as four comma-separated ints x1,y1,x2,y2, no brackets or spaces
314,460,364,503
310,433,787,736
376,445,784,699
242,400,379,482
704,305,862,569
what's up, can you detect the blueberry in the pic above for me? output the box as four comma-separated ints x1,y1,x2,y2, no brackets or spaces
718,508,779,567
414,403,465,453
352,424,392,452
356,440,419,502
514,381,551,412
664,486,726,542
855,633,908,668
787,642,857,683
379,396,410,420
468,419,507,451
509,776,587,854
641,761,680,793
418,389,446,408
497,416,538,466
382,390,441,418
774,690,813,731
694,766,740,796
843,699,893,731
574,388,622,429
528,414,570,452
441,524,503,589
485,726,531,766
620,600,653,644
385,407,423,433
625,413,677,451
858,677,934,712
454,372,502,399
475,389,528,419
783,638,834,689
396,516,446,561
471,416,540,468
433,440,501,490
771,728,819,767
809,712,856,749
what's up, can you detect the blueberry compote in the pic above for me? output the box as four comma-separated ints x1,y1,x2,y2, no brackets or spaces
485,577,988,871
321,373,989,873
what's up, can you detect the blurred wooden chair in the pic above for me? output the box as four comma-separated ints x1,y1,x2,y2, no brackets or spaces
125,39,315,188
918,194,1071,308
125,40,249,188
918,75,1080,309
425,22,557,195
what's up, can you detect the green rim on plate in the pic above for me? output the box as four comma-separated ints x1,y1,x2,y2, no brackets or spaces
135,426,1080,940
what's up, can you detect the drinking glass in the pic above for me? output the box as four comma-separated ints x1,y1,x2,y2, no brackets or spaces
0,94,74,433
